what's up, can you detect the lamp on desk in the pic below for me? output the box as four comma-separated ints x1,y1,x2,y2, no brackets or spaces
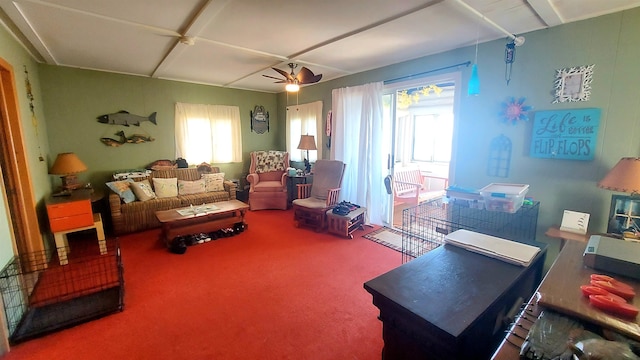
49,152,87,191
297,135,317,174
598,157,640,195
597,157,640,235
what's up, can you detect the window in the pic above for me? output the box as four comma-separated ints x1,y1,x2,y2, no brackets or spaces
386,80,456,169
175,102,242,164
286,101,323,162
412,112,453,163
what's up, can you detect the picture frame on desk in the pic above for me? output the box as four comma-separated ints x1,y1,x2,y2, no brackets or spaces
606,195,640,235
559,210,589,235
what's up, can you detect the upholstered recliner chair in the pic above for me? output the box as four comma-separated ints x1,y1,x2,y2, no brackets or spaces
246,150,289,210
292,159,346,232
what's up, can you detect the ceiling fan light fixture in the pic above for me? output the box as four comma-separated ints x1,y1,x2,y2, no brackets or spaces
285,82,300,92
263,63,322,92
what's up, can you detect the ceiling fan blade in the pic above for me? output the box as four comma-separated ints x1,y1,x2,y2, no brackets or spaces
262,74,286,82
271,67,295,81
297,67,323,84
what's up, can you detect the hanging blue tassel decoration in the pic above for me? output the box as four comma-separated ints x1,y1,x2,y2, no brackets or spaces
468,63,480,96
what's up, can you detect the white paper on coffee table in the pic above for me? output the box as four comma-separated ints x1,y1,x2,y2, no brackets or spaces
444,229,540,267
176,204,219,216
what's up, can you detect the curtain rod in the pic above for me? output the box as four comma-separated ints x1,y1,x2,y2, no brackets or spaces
384,61,471,85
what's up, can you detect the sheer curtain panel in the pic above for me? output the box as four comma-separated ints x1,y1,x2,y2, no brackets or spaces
331,82,387,225
286,101,323,162
175,102,242,164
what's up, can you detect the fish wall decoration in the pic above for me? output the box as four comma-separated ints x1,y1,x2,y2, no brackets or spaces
97,110,157,126
124,133,155,143
99,130,155,146
100,131,126,147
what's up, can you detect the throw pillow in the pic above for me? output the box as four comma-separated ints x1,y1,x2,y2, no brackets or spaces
254,151,286,173
153,177,178,198
178,179,206,195
130,179,156,201
203,173,225,192
106,179,136,203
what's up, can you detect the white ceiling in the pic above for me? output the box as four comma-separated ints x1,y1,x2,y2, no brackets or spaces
2,0,639,93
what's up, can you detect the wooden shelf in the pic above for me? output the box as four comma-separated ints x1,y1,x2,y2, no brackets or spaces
544,225,590,249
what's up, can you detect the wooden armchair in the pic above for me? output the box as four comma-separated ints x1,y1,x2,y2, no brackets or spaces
392,168,447,207
292,160,346,232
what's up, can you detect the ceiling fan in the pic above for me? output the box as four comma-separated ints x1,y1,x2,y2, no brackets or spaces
263,63,322,92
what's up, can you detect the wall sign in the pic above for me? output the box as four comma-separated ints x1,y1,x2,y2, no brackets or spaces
530,108,600,161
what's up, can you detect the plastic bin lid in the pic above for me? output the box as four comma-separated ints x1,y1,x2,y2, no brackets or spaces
480,183,529,196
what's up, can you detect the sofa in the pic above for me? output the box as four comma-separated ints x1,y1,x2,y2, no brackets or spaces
107,167,237,235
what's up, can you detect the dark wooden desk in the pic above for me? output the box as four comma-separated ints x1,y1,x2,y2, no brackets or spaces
491,240,640,359
364,240,546,360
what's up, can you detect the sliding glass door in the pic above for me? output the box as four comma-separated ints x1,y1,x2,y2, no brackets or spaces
382,73,461,228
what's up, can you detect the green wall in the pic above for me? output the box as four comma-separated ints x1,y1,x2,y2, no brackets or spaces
1,4,639,353
3,6,640,267
286,8,640,253
38,66,281,189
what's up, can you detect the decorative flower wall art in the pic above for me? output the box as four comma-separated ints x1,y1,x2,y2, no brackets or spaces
499,97,532,125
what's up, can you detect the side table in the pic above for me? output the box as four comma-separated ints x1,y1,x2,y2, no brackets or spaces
286,174,311,206
53,214,107,265
46,189,107,265
326,207,366,239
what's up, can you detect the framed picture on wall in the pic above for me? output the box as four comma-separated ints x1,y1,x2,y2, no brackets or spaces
552,64,594,103
606,195,640,234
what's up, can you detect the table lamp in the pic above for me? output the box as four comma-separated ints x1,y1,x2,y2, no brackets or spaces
297,135,317,174
49,152,87,191
598,157,640,235
598,157,640,195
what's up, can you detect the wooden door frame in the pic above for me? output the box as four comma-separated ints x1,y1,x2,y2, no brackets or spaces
0,57,45,354
0,59,44,256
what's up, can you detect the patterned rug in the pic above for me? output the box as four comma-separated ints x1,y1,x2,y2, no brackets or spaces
363,226,443,259
362,227,403,253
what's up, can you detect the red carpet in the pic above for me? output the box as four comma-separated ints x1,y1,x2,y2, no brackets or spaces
3,209,400,360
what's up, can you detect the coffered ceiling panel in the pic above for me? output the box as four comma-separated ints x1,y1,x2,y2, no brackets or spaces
1,0,639,93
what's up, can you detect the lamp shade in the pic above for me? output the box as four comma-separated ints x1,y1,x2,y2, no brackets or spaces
297,135,317,151
49,152,87,175
597,157,640,195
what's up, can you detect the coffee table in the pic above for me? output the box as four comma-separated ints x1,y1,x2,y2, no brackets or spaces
155,200,249,246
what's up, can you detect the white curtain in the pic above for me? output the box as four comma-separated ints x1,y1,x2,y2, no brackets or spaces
286,101,323,162
331,82,387,225
395,114,411,167
175,102,242,164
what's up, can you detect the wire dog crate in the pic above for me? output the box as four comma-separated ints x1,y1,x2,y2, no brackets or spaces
402,198,540,263
0,237,124,344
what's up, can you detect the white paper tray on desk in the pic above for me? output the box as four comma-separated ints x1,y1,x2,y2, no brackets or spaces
444,229,541,267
